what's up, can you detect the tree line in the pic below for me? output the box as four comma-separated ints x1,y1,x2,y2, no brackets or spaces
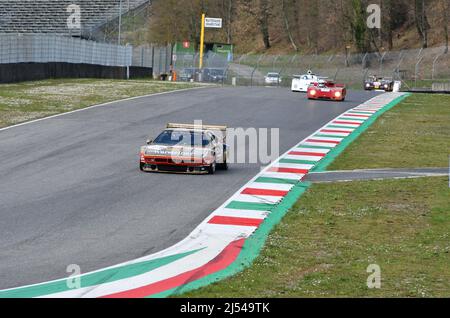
146,0,450,53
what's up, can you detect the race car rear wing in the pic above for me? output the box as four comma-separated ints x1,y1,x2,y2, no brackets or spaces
166,123,228,143
167,123,227,132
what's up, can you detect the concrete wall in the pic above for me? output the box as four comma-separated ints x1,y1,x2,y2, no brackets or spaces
0,62,152,83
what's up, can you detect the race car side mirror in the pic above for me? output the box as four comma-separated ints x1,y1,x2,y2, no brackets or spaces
146,139,153,145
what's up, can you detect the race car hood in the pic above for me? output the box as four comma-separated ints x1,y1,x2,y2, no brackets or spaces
315,86,345,92
142,145,209,158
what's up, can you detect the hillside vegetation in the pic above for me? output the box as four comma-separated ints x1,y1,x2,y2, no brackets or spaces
143,0,449,54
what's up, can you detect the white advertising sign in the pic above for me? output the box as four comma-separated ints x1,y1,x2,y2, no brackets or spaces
205,17,222,29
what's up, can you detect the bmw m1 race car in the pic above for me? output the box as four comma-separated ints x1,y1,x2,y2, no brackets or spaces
140,123,228,174
307,80,347,101
364,75,394,92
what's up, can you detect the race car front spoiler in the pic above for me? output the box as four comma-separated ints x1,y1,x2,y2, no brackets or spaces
142,163,210,174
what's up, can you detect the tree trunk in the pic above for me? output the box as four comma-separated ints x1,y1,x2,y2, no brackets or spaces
351,0,369,53
292,0,301,45
378,0,383,48
304,0,319,52
226,0,233,44
258,0,271,49
386,0,394,50
414,0,429,49
445,0,449,53
281,0,298,51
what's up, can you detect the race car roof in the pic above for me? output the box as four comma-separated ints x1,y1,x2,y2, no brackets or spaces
167,123,227,132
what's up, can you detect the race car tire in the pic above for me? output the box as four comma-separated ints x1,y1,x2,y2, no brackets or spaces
218,161,228,170
208,162,216,175
140,162,145,171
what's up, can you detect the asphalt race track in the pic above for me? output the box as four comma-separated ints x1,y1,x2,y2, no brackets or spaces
0,87,380,289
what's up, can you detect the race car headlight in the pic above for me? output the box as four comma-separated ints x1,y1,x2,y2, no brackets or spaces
384,84,388,88
310,90,317,96
366,83,370,87
201,150,212,161
335,91,342,98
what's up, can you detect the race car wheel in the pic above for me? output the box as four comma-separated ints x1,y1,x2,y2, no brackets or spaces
218,160,228,170
140,162,145,171
208,162,216,175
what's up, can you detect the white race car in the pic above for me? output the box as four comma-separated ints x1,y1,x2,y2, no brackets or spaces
291,71,323,92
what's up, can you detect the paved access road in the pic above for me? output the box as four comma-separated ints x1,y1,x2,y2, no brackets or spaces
305,168,449,183
0,87,379,289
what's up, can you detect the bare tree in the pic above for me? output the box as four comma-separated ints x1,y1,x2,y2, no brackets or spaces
241,0,272,49
414,0,429,49
226,0,234,44
258,0,271,49
292,0,301,45
305,0,319,53
385,0,394,50
281,0,298,51
444,0,449,53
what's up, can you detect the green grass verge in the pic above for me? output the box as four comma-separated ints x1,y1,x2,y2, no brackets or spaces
328,93,450,170
0,78,204,128
403,79,450,89
182,93,450,298
183,177,449,298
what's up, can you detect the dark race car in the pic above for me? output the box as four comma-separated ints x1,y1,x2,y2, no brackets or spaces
203,68,226,83
364,76,394,92
179,68,200,82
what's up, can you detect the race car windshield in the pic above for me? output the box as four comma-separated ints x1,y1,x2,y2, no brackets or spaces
153,130,210,147
210,69,224,76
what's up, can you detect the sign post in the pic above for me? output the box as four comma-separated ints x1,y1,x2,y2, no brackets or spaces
199,15,223,69
199,14,206,69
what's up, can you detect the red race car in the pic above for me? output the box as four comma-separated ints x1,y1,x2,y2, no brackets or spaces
307,80,347,101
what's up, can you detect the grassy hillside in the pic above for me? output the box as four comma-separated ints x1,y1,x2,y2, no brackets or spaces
139,0,450,55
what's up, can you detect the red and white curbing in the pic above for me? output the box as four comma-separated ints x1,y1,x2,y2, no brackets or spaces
0,92,407,298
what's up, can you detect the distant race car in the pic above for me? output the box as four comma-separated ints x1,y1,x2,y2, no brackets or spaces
140,123,228,174
364,76,394,92
179,68,200,82
307,80,347,101
203,68,226,83
291,71,325,92
264,72,282,85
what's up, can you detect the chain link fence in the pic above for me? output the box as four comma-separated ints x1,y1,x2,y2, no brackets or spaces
173,51,229,83
2,34,449,89
223,46,450,90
